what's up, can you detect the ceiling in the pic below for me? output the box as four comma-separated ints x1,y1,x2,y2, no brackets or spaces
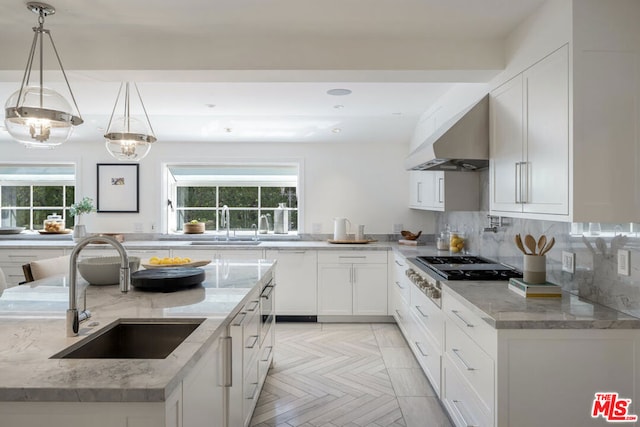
0,0,546,144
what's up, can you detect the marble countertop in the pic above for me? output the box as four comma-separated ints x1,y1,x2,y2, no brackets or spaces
394,247,640,329
0,260,274,403
0,238,390,251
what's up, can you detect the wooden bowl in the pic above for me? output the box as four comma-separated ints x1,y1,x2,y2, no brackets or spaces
400,230,422,240
183,222,205,234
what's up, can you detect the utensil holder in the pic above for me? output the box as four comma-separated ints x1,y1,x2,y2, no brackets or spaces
523,255,546,284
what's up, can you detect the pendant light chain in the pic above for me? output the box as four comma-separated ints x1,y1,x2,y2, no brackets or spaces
134,83,156,137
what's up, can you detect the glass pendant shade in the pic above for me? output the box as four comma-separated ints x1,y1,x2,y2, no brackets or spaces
4,3,83,148
104,82,156,161
4,85,77,148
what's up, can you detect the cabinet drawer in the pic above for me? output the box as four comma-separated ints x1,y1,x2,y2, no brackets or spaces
410,284,444,347
318,251,387,264
445,321,494,415
443,357,492,427
0,249,65,263
408,315,442,397
443,292,496,357
392,286,410,334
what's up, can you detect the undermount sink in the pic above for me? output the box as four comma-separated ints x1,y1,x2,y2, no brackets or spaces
189,240,261,246
51,318,204,359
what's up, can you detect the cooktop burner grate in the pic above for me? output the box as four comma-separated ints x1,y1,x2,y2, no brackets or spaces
413,255,522,281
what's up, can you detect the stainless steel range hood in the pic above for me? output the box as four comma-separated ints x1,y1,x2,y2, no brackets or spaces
404,95,489,171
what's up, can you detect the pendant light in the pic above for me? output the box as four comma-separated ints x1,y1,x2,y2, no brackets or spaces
4,2,83,148
104,82,157,161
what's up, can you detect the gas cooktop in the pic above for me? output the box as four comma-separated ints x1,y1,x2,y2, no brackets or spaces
412,255,522,281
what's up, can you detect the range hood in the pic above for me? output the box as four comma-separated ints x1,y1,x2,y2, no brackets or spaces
404,95,489,171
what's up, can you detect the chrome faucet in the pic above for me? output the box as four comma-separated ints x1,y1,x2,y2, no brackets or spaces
221,205,230,240
67,235,130,337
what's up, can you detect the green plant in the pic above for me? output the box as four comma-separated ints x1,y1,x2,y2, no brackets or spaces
69,197,94,217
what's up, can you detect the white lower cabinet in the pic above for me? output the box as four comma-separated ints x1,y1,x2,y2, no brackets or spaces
265,249,317,316
317,251,387,317
0,248,66,286
171,248,263,261
183,333,229,427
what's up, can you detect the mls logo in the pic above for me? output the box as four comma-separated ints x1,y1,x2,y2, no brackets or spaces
592,392,638,422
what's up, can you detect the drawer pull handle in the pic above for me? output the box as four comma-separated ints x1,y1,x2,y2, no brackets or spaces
394,260,404,266
395,309,403,320
414,341,428,357
415,305,429,318
232,312,247,327
339,256,367,259
451,309,474,328
452,399,479,427
246,383,259,400
246,301,259,312
220,336,232,387
395,281,405,290
279,250,306,254
261,345,273,362
246,335,259,349
452,348,475,371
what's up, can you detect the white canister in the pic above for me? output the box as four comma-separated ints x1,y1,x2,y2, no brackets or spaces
333,217,350,240
355,225,365,241
523,255,546,284
273,203,288,234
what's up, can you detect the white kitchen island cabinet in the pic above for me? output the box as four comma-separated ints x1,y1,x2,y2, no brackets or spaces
490,45,569,218
317,251,387,319
265,249,317,316
0,260,275,427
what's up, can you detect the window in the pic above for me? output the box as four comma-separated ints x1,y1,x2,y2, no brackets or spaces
0,164,75,230
167,164,299,234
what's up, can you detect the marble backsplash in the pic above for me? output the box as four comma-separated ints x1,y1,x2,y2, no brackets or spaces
433,171,640,319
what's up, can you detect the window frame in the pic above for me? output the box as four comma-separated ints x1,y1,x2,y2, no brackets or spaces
164,161,303,235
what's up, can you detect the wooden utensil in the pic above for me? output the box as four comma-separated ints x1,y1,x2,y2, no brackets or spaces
524,234,537,255
514,234,528,255
540,237,555,256
537,235,547,255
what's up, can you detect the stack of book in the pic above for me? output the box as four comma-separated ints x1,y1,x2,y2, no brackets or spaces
508,278,562,298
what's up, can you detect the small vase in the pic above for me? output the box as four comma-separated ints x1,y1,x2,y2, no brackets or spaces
73,224,87,242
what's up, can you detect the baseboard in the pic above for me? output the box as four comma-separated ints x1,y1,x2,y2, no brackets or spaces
316,315,395,323
276,315,317,322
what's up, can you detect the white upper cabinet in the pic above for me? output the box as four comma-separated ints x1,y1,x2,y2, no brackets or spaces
489,0,640,222
409,171,479,212
490,46,569,217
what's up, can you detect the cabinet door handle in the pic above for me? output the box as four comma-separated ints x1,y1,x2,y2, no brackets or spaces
452,348,475,371
417,181,422,204
394,260,404,266
415,341,428,357
395,281,405,290
438,177,444,203
353,268,357,284
395,309,403,320
246,335,259,349
415,305,429,318
452,399,479,427
219,336,232,387
515,162,521,203
278,250,306,254
522,161,529,204
451,309,474,328
339,256,366,259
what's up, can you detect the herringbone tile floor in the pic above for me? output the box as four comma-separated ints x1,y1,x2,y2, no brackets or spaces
250,323,452,427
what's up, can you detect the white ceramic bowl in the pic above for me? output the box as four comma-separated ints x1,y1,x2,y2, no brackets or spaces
78,256,140,285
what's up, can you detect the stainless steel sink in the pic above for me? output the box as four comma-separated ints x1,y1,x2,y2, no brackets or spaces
51,318,205,359
189,240,261,246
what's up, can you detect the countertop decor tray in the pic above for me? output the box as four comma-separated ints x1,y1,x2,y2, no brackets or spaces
38,229,71,234
131,268,205,292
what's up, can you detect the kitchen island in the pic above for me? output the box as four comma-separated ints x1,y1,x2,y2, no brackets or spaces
0,259,275,427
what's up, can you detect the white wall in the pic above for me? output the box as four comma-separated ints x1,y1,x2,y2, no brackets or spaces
0,138,435,235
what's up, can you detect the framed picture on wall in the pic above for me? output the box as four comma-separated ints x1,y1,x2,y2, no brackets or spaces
96,163,139,213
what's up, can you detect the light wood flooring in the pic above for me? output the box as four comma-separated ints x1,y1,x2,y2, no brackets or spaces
250,322,452,427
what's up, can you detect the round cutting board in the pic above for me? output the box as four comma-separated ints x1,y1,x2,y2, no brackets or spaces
131,268,205,292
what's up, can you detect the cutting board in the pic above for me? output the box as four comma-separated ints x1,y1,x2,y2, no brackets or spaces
131,268,205,292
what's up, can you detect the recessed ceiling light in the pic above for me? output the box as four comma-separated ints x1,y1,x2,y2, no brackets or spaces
334,104,344,109
392,112,403,116
332,128,342,133
205,104,216,108
225,127,232,133
327,88,352,96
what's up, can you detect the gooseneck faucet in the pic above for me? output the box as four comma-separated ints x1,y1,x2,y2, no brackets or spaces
67,235,130,337
221,205,230,240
